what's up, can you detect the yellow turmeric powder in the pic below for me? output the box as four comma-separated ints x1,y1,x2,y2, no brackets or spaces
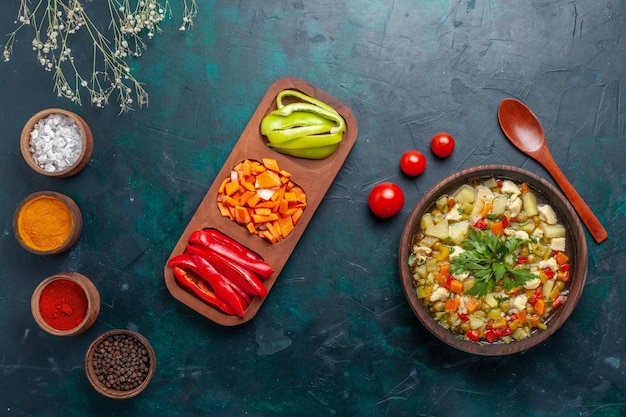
17,195,73,251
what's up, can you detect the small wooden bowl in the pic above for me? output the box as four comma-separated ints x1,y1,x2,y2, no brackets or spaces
398,165,588,356
31,272,100,336
85,329,157,399
13,191,83,255
20,108,93,177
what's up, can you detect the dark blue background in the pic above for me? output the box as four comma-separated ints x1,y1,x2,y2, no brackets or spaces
1,1,624,416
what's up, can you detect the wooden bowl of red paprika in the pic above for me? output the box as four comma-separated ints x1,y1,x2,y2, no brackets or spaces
13,191,83,255
31,272,100,336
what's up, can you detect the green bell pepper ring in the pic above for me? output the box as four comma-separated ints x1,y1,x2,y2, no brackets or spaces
265,125,337,145
266,132,344,149
260,89,347,159
268,143,339,160
275,89,337,113
260,111,336,136
271,102,345,134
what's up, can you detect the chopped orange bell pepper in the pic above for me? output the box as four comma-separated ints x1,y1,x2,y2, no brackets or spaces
465,296,481,314
216,158,307,243
445,297,460,312
555,251,569,265
449,279,464,295
490,221,504,236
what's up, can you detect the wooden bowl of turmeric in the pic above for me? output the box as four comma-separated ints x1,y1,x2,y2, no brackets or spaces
31,272,100,336
20,108,93,177
13,191,82,255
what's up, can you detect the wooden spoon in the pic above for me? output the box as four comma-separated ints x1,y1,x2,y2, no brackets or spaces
498,98,608,243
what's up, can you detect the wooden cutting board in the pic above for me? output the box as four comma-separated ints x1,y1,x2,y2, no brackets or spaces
163,77,358,325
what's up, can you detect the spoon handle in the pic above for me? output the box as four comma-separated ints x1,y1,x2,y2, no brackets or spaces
540,157,608,243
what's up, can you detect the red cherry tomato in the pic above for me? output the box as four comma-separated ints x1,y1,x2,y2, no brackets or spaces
368,182,404,218
430,132,455,158
400,150,427,176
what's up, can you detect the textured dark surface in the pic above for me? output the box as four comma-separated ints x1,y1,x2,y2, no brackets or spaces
1,1,624,416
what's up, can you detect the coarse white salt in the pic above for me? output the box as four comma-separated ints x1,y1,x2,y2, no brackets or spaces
29,113,83,172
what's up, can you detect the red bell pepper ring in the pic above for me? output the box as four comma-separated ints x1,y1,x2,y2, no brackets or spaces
172,266,237,315
458,313,470,322
502,214,509,228
189,229,274,278
186,244,267,298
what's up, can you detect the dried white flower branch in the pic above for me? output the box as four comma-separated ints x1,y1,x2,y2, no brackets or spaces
3,0,198,112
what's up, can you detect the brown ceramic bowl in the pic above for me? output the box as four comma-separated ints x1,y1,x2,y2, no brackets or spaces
398,165,588,355
20,108,93,177
31,272,100,336
85,329,157,399
13,191,83,255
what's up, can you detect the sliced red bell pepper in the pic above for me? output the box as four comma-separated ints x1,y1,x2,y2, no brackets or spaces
169,254,251,308
189,229,274,278
172,267,237,315
189,254,247,317
202,228,263,261
466,329,479,342
473,218,487,230
170,253,246,317
552,294,567,309
186,244,267,297
168,254,198,270
529,287,542,305
484,329,497,343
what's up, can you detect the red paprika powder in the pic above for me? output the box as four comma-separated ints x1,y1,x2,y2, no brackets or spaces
38,279,88,331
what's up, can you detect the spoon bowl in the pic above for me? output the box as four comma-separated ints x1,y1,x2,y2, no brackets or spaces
498,99,545,153
498,98,607,243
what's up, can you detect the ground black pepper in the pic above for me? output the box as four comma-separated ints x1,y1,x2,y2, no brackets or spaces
92,333,151,391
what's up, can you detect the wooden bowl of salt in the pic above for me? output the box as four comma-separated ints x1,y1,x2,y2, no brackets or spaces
20,108,93,177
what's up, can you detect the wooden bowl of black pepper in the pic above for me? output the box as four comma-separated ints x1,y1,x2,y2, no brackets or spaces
85,329,156,399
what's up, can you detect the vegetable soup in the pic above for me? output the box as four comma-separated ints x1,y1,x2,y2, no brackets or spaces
407,177,572,344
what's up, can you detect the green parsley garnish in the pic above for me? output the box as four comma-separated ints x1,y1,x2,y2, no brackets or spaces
450,229,536,297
